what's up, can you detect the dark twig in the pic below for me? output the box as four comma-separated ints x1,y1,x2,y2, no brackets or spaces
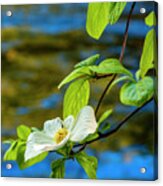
72,97,153,154
95,73,113,79
95,2,136,116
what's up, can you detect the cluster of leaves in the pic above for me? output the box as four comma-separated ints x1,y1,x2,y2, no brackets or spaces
50,152,98,179
120,11,157,106
3,3,157,179
59,54,133,119
4,125,48,169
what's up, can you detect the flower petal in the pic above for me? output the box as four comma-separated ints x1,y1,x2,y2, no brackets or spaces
25,131,70,161
25,131,55,161
70,106,97,142
43,117,62,138
63,115,75,131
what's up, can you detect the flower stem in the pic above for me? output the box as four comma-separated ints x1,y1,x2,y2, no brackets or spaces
95,2,136,116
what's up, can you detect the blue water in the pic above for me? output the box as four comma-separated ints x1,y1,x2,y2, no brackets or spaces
1,2,153,37
40,93,62,109
1,144,156,180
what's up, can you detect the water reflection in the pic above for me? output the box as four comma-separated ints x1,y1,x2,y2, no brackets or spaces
1,2,157,180
1,144,156,180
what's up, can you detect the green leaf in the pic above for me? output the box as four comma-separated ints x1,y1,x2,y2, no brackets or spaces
145,11,156,27
89,58,133,77
108,2,127,24
98,109,113,126
59,54,101,89
50,159,65,178
31,127,40,132
75,54,100,68
135,70,141,81
3,140,24,161
4,139,47,169
75,151,98,179
17,125,31,140
81,133,99,143
17,144,48,169
120,76,154,107
100,123,111,132
109,75,136,91
63,78,90,118
58,66,91,89
86,2,126,39
140,29,157,78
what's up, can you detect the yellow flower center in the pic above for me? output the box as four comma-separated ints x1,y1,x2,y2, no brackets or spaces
54,128,68,144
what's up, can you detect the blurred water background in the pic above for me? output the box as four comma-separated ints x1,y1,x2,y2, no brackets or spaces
1,2,157,180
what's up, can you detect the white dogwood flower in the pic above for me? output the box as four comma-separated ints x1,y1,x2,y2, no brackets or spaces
25,106,97,161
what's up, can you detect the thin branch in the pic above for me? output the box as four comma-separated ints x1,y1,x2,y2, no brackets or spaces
95,2,136,116
94,73,113,79
72,97,153,154
95,74,116,115
119,2,136,63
